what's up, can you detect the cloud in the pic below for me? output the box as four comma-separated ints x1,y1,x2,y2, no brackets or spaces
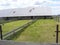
0,0,60,8
34,1,41,5
0,0,48,8
51,0,60,1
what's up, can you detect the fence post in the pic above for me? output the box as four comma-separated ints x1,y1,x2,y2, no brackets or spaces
55,24,60,43
0,25,3,40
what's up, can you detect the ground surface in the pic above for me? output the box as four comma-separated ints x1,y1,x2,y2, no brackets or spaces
1,19,60,43
12,19,57,43
0,40,60,45
2,20,31,34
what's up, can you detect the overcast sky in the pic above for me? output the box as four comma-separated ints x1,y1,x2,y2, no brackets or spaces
0,0,60,15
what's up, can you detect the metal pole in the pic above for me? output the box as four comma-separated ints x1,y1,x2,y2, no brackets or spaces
0,25,3,40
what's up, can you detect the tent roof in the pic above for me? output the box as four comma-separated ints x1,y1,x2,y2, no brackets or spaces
0,6,56,17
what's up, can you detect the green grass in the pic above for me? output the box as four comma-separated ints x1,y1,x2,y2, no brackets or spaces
2,20,31,35
11,19,58,43
2,19,60,43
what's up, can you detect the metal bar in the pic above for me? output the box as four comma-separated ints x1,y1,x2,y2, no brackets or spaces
0,25,3,40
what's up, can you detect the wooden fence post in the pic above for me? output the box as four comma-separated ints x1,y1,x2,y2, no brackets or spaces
0,25,3,40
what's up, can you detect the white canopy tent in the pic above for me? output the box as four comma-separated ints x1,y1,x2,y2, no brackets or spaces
0,6,55,17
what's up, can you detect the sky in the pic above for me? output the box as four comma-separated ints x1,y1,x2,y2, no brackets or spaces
0,0,60,15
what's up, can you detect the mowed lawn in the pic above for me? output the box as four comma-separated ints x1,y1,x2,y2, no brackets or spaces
2,20,31,35
2,19,60,43
11,19,60,43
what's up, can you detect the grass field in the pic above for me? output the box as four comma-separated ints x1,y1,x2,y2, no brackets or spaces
2,19,60,43
11,19,57,43
2,20,31,35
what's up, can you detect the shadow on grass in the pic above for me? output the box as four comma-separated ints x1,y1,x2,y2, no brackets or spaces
4,19,37,40
5,28,26,40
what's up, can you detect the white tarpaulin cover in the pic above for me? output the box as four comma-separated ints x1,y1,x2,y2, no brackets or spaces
0,6,54,17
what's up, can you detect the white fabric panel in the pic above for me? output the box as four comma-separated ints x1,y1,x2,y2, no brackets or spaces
0,6,55,17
